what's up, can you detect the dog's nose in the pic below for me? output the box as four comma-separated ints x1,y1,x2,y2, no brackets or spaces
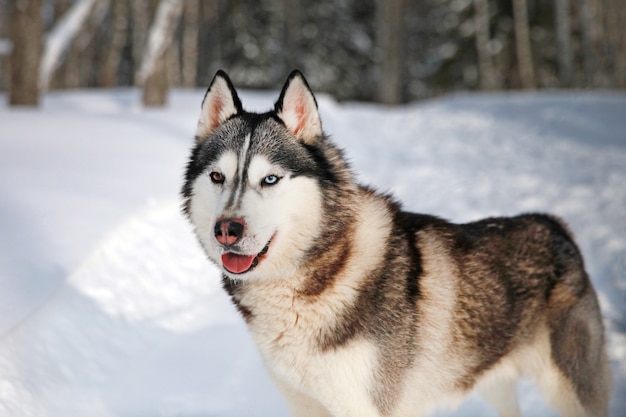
214,218,245,246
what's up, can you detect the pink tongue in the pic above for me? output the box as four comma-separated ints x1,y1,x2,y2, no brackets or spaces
221,253,256,274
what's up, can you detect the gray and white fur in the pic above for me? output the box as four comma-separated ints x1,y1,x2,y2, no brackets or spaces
182,70,610,417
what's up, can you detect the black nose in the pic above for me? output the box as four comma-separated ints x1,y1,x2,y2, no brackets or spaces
214,218,245,245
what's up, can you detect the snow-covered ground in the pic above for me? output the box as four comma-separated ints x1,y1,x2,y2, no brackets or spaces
0,88,624,417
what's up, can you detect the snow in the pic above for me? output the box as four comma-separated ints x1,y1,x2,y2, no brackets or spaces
0,88,625,417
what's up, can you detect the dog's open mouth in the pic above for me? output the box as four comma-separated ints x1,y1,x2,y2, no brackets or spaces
221,240,271,274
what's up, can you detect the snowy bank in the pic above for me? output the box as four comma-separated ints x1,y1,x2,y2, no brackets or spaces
0,88,624,416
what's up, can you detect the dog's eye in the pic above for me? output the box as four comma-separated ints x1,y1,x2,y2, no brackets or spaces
262,175,280,186
209,171,225,184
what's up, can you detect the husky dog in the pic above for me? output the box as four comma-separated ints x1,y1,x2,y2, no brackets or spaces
182,70,610,417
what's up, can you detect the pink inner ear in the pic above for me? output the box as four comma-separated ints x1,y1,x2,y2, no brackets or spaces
209,95,224,128
293,102,306,135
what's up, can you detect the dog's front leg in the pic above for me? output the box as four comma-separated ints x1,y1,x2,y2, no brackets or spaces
479,380,521,417
277,380,386,417
276,381,334,417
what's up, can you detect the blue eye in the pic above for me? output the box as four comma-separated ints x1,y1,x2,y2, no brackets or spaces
262,175,280,186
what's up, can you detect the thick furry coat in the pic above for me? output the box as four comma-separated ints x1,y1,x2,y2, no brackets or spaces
182,70,610,417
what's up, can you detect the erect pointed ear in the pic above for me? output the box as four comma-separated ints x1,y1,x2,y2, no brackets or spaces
196,70,243,142
274,70,322,144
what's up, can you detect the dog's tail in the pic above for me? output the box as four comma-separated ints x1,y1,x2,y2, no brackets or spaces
535,214,611,417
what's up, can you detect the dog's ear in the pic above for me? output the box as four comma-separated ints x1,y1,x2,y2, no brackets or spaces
275,70,322,144
196,70,243,142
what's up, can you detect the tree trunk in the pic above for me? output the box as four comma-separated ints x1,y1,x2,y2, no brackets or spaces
197,0,221,86
615,0,626,87
473,0,497,90
0,1,10,92
592,0,608,86
142,53,169,106
181,0,199,87
138,0,183,106
63,0,108,89
578,0,599,86
601,0,623,88
283,0,301,72
512,0,535,89
168,33,181,87
131,0,151,77
377,0,405,104
100,0,128,87
53,0,72,20
62,36,82,88
49,0,71,89
555,0,573,87
9,0,42,106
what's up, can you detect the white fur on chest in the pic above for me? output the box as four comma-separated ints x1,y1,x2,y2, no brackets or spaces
250,303,381,417
230,194,396,416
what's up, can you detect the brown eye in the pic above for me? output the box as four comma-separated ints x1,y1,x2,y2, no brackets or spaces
209,171,225,184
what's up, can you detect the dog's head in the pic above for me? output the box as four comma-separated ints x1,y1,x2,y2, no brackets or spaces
182,70,342,281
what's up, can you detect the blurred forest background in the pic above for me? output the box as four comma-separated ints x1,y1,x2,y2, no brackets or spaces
2,0,625,107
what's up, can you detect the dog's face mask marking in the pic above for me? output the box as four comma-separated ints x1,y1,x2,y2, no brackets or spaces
185,71,324,281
